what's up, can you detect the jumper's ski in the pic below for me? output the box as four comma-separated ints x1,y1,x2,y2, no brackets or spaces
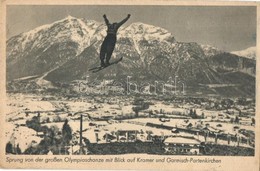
89,57,123,73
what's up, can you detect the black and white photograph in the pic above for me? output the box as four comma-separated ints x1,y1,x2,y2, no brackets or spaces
3,3,258,160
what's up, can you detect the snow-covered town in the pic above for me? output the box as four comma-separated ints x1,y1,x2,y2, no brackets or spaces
5,92,255,155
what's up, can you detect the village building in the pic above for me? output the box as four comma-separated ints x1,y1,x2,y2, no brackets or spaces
164,136,201,155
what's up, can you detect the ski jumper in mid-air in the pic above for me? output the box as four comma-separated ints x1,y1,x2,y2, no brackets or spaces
100,14,131,67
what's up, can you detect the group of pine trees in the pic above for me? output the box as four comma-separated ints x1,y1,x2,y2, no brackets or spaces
6,118,73,155
189,109,205,119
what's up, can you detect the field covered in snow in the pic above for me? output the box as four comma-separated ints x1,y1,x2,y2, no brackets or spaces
5,93,255,154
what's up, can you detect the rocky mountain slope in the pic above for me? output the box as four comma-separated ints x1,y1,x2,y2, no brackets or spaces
6,16,256,97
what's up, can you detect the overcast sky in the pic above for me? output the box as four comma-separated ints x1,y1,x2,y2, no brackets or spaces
7,5,256,52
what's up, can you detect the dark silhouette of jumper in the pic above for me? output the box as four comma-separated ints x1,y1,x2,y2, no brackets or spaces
100,14,131,67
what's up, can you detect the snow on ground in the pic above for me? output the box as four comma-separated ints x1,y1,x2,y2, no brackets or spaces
7,94,56,113
36,78,55,88
66,101,93,113
148,102,189,114
42,119,252,148
5,94,255,151
6,95,57,122
131,117,254,134
13,75,39,81
204,121,254,134
5,122,42,153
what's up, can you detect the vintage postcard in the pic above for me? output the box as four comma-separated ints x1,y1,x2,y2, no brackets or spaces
0,0,259,170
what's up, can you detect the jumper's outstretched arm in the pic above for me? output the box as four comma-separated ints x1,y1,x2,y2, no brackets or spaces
118,14,131,27
103,14,110,25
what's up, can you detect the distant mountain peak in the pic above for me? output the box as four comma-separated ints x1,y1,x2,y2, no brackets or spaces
19,16,80,42
127,22,170,33
65,15,76,19
200,44,219,50
122,22,174,42
231,46,256,60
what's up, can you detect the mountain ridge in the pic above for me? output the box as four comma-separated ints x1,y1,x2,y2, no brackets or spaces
6,16,256,97
231,46,256,60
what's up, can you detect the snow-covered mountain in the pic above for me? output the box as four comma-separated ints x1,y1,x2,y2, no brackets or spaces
7,16,104,80
6,16,256,97
231,47,256,60
7,15,104,57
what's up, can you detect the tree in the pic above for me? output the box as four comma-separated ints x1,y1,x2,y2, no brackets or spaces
237,98,246,105
142,102,150,110
53,115,62,122
26,116,41,132
83,137,91,146
189,109,198,119
235,116,240,124
16,144,22,154
160,109,163,114
6,142,13,154
37,112,41,118
62,119,72,145
251,118,255,126
189,109,193,116
48,125,60,145
132,107,140,117
201,112,205,119
148,110,153,118
193,110,197,118
239,110,242,117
